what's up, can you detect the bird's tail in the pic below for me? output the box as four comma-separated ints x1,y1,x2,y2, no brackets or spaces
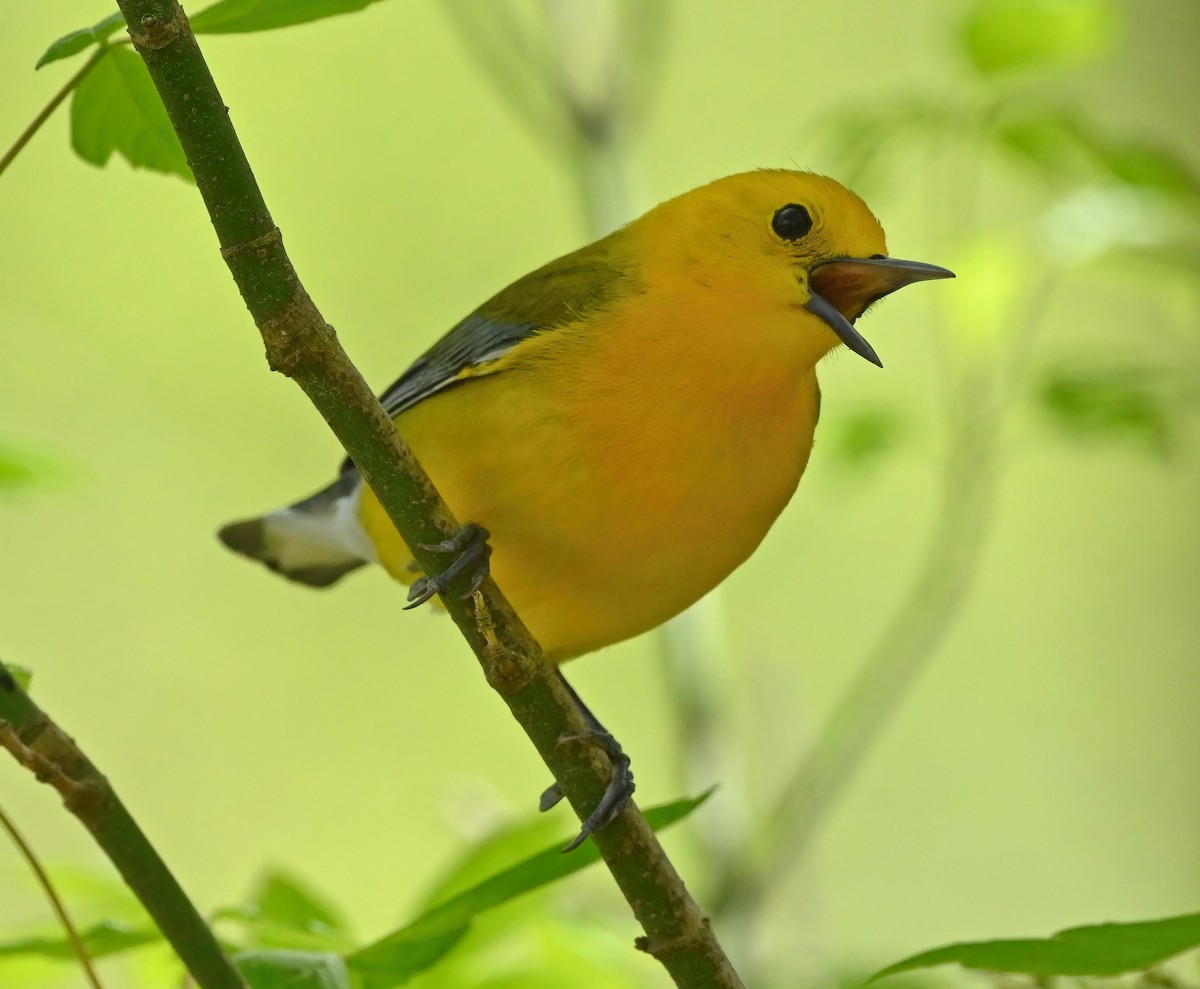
218,472,371,588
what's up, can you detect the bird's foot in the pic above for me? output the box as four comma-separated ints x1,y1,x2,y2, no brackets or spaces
404,523,492,609
540,729,636,852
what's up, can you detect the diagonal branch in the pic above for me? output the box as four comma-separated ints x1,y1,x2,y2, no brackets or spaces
0,662,247,989
107,3,743,987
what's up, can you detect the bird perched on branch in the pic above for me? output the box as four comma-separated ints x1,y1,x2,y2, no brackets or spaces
219,169,953,846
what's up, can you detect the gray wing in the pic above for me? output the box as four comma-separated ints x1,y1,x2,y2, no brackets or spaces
377,309,538,417
377,235,631,417
340,234,632,471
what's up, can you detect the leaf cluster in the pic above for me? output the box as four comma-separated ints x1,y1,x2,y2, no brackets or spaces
0,795,706,988
816,0,1200,476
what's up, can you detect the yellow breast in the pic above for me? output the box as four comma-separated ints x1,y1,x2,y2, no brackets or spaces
358,287,825,661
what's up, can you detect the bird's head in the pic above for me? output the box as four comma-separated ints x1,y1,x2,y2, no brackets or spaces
642,169,954,367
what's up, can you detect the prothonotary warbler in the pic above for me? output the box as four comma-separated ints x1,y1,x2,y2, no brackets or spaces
220,169,953,846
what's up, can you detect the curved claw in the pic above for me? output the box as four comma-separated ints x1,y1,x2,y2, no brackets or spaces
403,524,492,610
545,729,636,853
539,782,565,812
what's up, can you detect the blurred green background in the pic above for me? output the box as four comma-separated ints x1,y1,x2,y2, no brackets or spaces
1,1,1198,987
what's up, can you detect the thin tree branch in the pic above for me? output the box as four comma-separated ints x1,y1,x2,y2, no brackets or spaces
0,45,112,180
109,3,742,986
0,663,247,989
0,800,105,989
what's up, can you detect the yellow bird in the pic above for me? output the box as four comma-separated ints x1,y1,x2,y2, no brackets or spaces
220,169,952,843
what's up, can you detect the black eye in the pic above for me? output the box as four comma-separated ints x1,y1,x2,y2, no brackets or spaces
772,204,813,241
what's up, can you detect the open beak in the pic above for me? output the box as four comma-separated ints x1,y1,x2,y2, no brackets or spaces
805,256,955,367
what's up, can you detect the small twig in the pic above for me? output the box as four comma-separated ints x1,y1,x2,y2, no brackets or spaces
0,45,113,181
0,800,105,989
0,664,247,989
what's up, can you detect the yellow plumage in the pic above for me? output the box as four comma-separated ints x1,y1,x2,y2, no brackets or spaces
221,170,952,662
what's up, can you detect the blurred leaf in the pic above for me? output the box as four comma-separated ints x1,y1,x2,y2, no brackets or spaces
1100,141,1200,204
469,974,583,989
0,920,159,960
251,871,347,935
351,928,468,989
236,950,350,989
190,0,391,34
418,815,570,911
0,459,36,489
215,910,355,954
828,406,909,471
1038,366,1177,454
70,47,191,180
347,791,711,987
0,441,77,496
35,13,124,69
996,107,1200,209
0,447,44,491
2,664,33,691
216,871,353,953
0,461,38,490
40,867,152,925
870,911,1200,981
961,0,1117,76
996,107,1095,180
403,903,653,989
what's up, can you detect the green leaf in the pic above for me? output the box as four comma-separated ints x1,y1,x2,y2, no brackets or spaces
1039,366,1176,455
215,871,353,953
236,950,350,989
0,920,160,960
1098,141,1200,204
996,107,1200,207
351,927,469,989
417,816,572,912
214,909,355,954
38,0,391,75
190,0,391,34
69,47,192,181
961,0,1117,76
36,13,124,70
347,791,711,988
870,911,1200,981
996,107,1094,180
252,871,347,935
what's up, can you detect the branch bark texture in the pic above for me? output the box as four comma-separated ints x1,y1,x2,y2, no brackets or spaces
0,663,247,989
111,3,743,986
